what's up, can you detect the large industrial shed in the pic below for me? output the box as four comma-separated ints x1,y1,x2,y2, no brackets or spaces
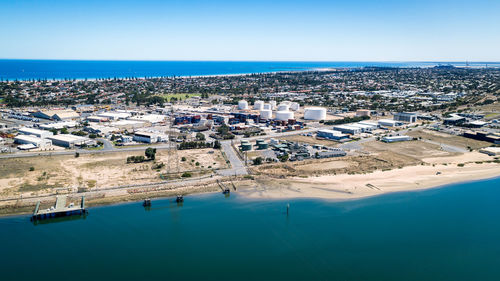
33,109,80,120
47,135,95,148
14,135,52,149
333,125,362,135
317,129,349,140
18,127,53,139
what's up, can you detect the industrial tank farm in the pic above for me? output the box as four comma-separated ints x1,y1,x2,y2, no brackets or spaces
304,107,327,120
238,100,249,110
260,109,273,120
275,111,294,121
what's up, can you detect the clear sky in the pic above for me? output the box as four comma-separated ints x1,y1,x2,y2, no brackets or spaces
1,0,499,61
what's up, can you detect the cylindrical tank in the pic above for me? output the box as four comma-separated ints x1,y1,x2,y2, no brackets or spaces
263,103,272,110
304,107,327,120
258,142,269,150
241,143,252,151
270,101,277,109
290,102,300,111
259,109,272,120
254,100,264,110
238,100,249,110
275,111,294,121
277,104,290,111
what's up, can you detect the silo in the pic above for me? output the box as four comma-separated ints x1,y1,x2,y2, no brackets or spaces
263,103,272,110
270,101,277,109
259,109,272,120
304,107,327,120
238,100,249,110
277,104,290,111
241,142,252,151
275,111,294,121
254,100,264,110
290,102,300,111
257,142,268,150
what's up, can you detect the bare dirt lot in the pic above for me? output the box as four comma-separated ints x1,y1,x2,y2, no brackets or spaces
0,148,228,198
362,139,457,160
279,135,341,147
407,129,491,150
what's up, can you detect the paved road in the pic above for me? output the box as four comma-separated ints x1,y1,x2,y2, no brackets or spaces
217,140,248,176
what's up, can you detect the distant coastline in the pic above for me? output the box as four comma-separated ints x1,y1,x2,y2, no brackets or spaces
1,60,499,81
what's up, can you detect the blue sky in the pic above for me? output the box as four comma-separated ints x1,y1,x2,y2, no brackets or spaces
1,0,499,61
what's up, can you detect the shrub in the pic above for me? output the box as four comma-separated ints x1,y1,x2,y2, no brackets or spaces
29,166,35,171
181,172,192,178
181,157,187,161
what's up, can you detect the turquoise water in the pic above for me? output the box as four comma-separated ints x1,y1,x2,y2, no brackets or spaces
1,178,500,280
1,60,498,80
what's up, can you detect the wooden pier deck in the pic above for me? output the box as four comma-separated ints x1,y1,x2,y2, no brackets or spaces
32,195,87,220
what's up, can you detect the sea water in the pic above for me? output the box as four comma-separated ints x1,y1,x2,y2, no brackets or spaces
1,177,500,280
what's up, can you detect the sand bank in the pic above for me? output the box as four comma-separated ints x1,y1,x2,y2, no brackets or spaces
240,152,500,200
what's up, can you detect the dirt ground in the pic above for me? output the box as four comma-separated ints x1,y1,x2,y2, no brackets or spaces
0,148,228,198
407,129,491,150
362,139,457,159
279,135,341,147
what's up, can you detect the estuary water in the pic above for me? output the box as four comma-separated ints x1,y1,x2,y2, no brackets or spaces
1,60,498,80
1,177,500,280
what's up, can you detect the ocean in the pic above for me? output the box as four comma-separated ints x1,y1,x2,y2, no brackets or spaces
1,177,500,280
1,60,498,81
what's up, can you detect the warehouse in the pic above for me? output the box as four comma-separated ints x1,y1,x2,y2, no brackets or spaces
333,125,362,135
317,129,349,140
97,112,131,120
351,123,374,132
128,114,166,124
393,112,418,123
39,121,77,130
378,119,401,127
382,136,412,143
133,131,159,143
47,135,95,148
18,127,53,139
111,120,149,131
33,109,80,120
358,121,379,129
14,135,52,149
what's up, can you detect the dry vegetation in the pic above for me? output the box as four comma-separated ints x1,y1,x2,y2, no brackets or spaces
407,129,491,150
0,148,228,198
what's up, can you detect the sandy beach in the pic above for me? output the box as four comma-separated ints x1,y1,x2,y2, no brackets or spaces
239,152,500,200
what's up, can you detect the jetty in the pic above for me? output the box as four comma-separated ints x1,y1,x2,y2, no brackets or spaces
32,195,87,221
217,179,231,194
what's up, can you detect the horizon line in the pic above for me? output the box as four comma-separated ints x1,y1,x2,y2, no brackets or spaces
1,58,500,63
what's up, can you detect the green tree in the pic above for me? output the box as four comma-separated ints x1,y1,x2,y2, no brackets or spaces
145,147,157,160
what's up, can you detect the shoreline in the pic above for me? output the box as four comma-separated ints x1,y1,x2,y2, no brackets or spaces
239,159,500,201
1,161,499,218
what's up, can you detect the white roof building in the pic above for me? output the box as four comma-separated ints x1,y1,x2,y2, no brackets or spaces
18,127,53,139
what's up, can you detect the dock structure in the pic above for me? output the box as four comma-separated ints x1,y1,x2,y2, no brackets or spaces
217,180,230,194
31,195,87,221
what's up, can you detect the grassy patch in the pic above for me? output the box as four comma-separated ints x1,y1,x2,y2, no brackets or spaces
161,93,199,102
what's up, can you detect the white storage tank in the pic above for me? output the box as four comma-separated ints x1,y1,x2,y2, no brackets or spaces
290,102,300,111
263,103,272,110
275,111,294,121
254,100,264,110
260,109,272,120
304,107,327,120
277,104,290,111
270,101,277,110
238,100,249,110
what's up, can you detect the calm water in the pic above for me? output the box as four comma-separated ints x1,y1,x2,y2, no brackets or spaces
1,178,500,280
1,60,498,80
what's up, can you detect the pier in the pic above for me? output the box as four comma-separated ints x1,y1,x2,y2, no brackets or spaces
32,195,87,221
